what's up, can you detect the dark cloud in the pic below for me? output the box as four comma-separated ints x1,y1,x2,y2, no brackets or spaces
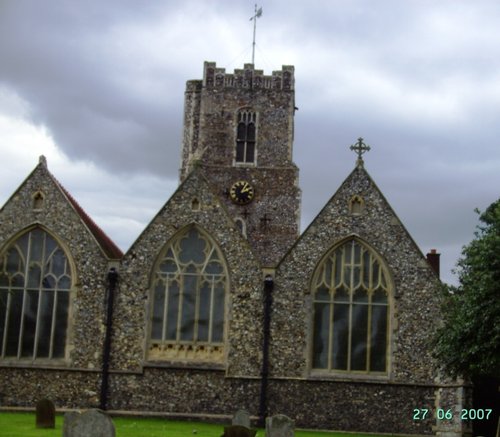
1,0,499,285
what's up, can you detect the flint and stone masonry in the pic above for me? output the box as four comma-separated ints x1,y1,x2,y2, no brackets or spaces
0,63,470,436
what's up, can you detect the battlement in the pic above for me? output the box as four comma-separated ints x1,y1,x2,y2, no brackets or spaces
201,61,294,90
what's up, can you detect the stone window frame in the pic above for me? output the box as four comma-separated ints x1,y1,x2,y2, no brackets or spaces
349,195,365,215
234,108,258,166
0,225,75,365
309,236,393,378
32,191,45,211
147,225,229,364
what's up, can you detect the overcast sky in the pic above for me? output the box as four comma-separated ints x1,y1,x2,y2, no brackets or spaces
1,0,499,285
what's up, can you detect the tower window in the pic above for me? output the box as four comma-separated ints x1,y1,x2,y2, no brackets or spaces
236,111,256,164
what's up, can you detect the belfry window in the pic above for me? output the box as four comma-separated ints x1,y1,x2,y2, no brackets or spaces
149,227,227,362
0,228,72,360
236,110,256,164
312,239,390,373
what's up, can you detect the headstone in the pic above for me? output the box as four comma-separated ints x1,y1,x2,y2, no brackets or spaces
232,409,251,428
221,425,257,437
35,398,55,429
62,411,82,437
66,409,115,437
266,414,295,437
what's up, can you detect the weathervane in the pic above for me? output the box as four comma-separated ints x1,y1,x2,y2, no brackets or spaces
250,4,263,65
350,137,371,167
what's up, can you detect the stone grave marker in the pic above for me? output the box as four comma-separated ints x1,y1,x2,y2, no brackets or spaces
62,411,82,437
66,409,115,437
35,398,55,429
232,409,251,428
221,425,257,437
266,414,295,437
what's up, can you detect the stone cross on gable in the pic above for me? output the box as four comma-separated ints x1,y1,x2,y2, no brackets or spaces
350,137,371,167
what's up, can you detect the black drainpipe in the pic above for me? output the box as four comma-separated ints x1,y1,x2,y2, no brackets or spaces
100,267,118,410
258,274,274,428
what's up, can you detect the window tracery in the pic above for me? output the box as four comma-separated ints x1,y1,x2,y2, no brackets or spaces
149,227,227,362
0,228,72,360
312,239,390,373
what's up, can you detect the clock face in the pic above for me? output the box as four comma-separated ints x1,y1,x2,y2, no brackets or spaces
230,180,255,205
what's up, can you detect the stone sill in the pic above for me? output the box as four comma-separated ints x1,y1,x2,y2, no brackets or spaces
143,361,225,372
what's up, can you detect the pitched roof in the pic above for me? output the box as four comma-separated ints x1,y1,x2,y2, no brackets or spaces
37,158,123,259
54,177,124,259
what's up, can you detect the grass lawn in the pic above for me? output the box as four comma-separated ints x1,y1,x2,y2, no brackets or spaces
0,412,394,437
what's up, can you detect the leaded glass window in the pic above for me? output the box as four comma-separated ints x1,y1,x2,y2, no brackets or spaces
235,110,256,164
312,239,390,373
149,227,227,362
0,228,72,360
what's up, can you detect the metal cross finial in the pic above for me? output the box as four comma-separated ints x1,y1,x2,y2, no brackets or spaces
250,4,263,65
350,137,371,167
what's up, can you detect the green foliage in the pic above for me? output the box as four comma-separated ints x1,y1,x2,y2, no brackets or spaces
434,198,500,378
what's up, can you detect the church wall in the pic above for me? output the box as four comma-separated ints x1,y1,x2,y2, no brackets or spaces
111,172,264,378
267,379,436,435
272,166,442,384
0,368,102,408
0,162,113,406
107,369,261,415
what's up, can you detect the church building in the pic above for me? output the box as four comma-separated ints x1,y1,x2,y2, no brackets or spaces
0,62,470,436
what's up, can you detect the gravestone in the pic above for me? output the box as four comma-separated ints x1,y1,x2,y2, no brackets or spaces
232,409,251,428
266,414,295,437
62,411,82,437
35,398,55,429
66,409,115,437
221,425,257,437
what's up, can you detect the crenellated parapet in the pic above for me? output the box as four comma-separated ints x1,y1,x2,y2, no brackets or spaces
202,61,294,90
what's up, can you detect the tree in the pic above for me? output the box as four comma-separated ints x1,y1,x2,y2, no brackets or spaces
434,198,500,378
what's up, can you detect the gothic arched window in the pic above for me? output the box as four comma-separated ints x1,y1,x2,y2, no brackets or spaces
149,227,227,362
312,239,390,373
235,110,256,164
0,228,72,360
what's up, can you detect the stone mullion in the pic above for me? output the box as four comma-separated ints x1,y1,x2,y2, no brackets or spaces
33,232,47,359
161,276,170,344
48,284,58,359
365,250,372,372
366,299,372,372
176,273,185,343
346,243,354,372
193,273,201,343
327,290,334,371
208,275,215,344
17,233,33,359
1,289,10,358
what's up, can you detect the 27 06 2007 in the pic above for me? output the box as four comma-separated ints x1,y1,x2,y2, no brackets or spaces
413,408,493,420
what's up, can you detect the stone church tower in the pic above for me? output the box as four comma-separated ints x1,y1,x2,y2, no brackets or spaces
179,62,301,266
